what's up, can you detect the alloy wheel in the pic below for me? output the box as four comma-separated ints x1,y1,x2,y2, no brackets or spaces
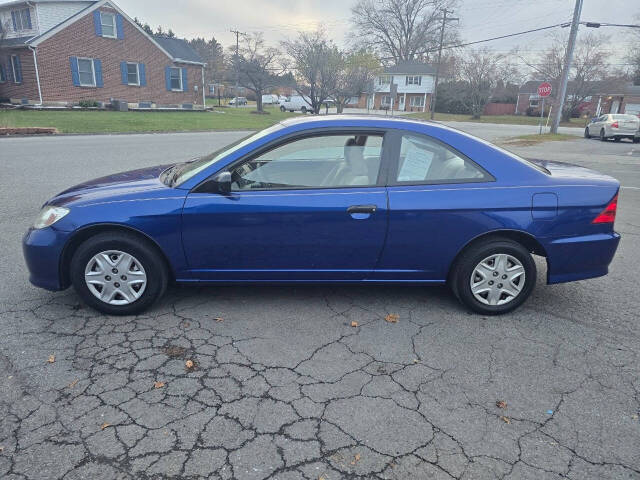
84,250,147,305
469,253,525,306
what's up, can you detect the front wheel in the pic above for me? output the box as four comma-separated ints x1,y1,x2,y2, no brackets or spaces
584,127,590,138
600,129,607,141
300,106,307,114
280,106,286,112
70,232,168,315
634,137,639,144
451,239,536,315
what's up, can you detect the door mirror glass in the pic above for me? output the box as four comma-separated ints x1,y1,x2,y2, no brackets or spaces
196,171,231,194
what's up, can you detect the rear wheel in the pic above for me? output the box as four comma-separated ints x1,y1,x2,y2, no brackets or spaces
451,239,536,315
634,137,639,143
584,126,590,138
300,106,307,114
600,129,607,141
614,136,621,142
70,232,168,315
280,106,286,112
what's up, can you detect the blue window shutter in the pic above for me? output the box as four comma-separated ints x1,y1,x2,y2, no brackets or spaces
11,11,17,30
165,67,171,91
93,11,102,36
120,61,127,84
0,64,5,82
14,56,22,83
69,56,80,86
116,14,124,39
94,59,103,87
139,63,146,86
7,57,13,82
181,68,188,92
25,8,32,29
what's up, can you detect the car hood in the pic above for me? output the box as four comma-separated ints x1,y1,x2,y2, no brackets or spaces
47,164,174,207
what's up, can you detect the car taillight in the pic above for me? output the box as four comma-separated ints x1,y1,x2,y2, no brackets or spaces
611,121,619,128
592,194,618,224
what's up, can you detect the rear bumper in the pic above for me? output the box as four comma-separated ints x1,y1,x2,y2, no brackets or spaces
544,232,620,284
22,227,69,291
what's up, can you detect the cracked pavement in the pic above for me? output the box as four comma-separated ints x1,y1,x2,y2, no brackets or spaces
1,130,639,479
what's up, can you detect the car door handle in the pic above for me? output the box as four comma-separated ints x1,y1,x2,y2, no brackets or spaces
347,204,377,214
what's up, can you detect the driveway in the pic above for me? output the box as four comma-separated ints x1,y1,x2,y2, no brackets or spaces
0,131,639,479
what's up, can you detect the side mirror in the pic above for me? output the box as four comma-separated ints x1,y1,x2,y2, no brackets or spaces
195,171,232,195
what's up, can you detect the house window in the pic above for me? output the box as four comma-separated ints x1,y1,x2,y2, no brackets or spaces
10,55,22,84
381,95,391,106
11,8,32,31
169,67,182,91
77,58,96,87
406,75,422,86
100,12,116,38
529,99,539,107
0,64,6,83
378,75,391,85
126,62,139,85
410,96,424,107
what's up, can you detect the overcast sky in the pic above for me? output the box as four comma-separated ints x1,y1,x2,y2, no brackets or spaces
3,0,636,68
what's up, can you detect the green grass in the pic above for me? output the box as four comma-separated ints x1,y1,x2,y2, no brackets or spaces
0,106,293,134
407,112,585,128
500,133,577,146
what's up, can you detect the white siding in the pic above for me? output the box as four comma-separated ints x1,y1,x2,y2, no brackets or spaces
0,5,38,39
374,74,435,94
35,1,92,34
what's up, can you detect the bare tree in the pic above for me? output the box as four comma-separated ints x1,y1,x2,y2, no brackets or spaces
627,12,640,85
525,32,616,120
333,51,381,113
457,48,505,119
350,0,458,64
234,33,282,112
188,36,225,87
282,30,342,114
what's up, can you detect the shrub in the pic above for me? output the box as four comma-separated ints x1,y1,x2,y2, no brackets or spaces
78,100,101,108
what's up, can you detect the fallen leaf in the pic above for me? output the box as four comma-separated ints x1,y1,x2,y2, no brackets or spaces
0,446,4,452
413,359,419,363
385,314,399,323
100,422,111,430
350,321,359,327
350,453,361,465
214,317,224,322
154,381,165,389
182,321,191,328
500,416,511,424
185,360,195,370
68,379,78,389
496,400,507,409
47,355,55,363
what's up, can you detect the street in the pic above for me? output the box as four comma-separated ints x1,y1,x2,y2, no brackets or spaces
1,125,639,479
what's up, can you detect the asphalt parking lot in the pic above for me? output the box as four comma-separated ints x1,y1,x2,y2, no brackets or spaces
1,126,639,479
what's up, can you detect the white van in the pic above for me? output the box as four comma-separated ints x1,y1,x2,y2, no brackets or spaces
280,95,312,113
261,94,279,105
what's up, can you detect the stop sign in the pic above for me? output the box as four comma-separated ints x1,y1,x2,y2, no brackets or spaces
538,82,552,97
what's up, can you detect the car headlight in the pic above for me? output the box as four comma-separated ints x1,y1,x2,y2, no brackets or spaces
33,206,70,229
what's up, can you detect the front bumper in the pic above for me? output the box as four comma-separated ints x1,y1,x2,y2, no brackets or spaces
22,227,70,291
544,232,620,284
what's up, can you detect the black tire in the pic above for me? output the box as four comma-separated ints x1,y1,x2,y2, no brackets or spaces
600,129,607,141
280,106,286,112
614,136,621,142
70,232,168,315
300,106,307,114
584,127,590,138
451,238,536,315
634,138,639,144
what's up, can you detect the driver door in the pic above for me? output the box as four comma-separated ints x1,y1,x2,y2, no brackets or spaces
180,130,390,281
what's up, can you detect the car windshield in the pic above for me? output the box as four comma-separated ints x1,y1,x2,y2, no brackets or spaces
171,123,285,186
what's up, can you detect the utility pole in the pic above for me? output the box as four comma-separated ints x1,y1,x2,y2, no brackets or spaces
430,8,458,120
551,0,583,133
230,29,246,108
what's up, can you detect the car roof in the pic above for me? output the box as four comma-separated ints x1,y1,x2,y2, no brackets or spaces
278,114,455,134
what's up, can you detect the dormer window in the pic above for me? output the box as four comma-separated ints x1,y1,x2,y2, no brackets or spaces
378,75,392,85
100,12,116,38
11,7,32,31
406,75,422,86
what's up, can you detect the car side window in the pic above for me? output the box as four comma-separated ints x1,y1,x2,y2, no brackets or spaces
229,134,383,191
395,134,489,184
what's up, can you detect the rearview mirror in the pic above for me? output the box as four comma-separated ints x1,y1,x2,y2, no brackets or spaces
195,171,232,195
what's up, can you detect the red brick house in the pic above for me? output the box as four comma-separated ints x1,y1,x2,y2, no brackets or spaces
0,0,205,108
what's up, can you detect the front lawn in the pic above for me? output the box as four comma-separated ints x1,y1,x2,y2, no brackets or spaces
409,112,586,128
0,106,294,134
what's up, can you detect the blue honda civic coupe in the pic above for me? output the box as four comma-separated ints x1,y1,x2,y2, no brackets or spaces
23,116,620,316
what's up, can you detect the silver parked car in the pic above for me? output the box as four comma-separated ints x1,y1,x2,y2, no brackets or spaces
585,114,640,143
